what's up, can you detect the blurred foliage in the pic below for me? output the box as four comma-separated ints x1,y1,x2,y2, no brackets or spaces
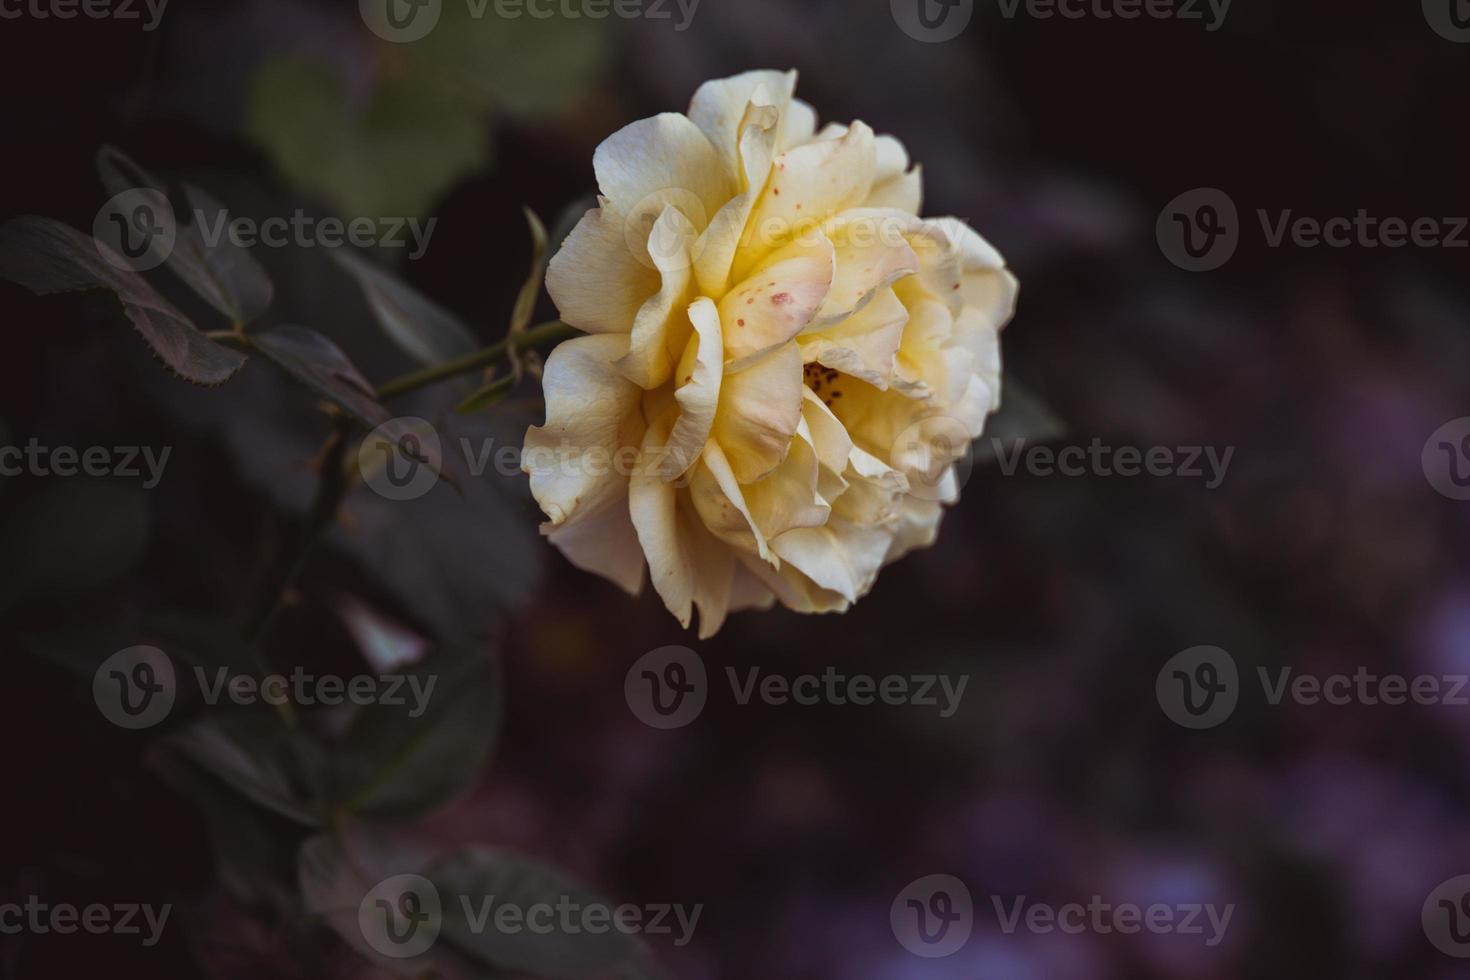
245,6,608,220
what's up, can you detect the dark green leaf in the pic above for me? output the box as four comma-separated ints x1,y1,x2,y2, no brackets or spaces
155,712,325,827
0,216,247,385
298,834,434,976
249,324,392,429
96,145,275,326
331,648,500,822
427,847,668,980
331,248,478,368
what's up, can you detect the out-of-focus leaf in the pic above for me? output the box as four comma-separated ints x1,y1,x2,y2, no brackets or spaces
246,57,490,221
150,740,302,909
96,145,275,326
249,324,391,428
331,648,500,822
455,376,514,415
0,216,247,385
406,4,608,119
298,834,433,977
427,848,668,980
156,712,325,827
331,248,478,368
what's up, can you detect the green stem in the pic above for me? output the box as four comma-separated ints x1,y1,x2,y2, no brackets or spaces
375,319,578,401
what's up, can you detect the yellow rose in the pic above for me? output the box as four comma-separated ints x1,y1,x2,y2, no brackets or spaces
524,69,1018,637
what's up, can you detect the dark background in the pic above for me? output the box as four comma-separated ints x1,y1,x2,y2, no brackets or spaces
1,0,1468,977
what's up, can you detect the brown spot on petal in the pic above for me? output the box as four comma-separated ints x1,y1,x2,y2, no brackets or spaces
771,293,793,306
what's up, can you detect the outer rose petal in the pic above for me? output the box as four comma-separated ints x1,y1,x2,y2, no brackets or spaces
884,494,946,563
693,94,781,298
688,439,772,564
630,412,737,638
523,333,645,528
615,206,697,389
809,213,920,327
713,339,804,483
738,553,850,615
546,200,659,334
688,69,798,175
593,112,733,230
660,297,724,480
544,493,644,596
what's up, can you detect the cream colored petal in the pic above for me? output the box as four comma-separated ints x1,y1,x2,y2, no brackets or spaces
692,96,781,297
688,439,772,563
742,418,829,541
873,135,911,183
523,333,644,528
798,286,909,390
544,491,644,596
687,69,798,174
831,446,908,526
593,112,732,226
713,339,804,483
770,516,894,604
893,292,970,404
779,98,819,151
808,216,920,328
738,553,851,615
546,200,659,334
661,297,724,480
884,494,946,563
867,166,923,214
630,444,736,637
615,206,697,389
798,390,853,504
720,235,835,365
738,121,877,276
